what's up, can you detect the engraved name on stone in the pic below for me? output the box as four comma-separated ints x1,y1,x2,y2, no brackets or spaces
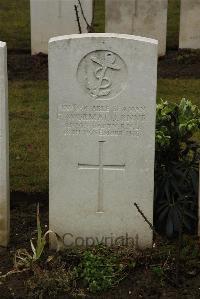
57,104,146,137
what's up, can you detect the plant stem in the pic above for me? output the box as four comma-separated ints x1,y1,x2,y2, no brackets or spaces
74,5,82,34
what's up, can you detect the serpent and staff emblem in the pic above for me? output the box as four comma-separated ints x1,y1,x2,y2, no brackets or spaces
77,50,127,100
88,52,121,98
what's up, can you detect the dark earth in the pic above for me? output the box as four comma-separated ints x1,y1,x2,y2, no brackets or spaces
0,50,200,298
7,49,200,81
1,193,200,298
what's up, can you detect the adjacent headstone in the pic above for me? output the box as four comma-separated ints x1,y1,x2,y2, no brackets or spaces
0,42,9,247
30,0,93,54
179,0,200,49
49,33,157,248
105,0,168,56
198,163,200,236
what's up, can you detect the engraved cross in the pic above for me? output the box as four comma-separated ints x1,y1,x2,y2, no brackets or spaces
78,141,125,213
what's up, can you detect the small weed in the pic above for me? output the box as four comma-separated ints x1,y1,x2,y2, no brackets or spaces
14,204,60,270
151,265,165,286
180,236,200,272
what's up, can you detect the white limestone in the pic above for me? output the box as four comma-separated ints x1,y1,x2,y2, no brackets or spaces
105,0,168,56
49,33,157,248
198,163,200,236
179,0,200,49
0,42,9,247
30,0,93,54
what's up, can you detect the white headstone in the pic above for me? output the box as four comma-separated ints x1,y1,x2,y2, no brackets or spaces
30,0,93,54
179,0,200,49
0,42,9,247
198,163,200,236
105,0,168,56
49,33,157,248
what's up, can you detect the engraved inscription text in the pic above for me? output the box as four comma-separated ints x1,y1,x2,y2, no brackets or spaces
58,103,146,137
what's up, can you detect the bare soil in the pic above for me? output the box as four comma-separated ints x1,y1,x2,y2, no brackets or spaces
7,49,200,81
0,194,200,298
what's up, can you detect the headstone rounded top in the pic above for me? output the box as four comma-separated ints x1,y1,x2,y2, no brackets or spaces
0,41,6,48
49,28,157,248
0,39,9,247
49,33,158,46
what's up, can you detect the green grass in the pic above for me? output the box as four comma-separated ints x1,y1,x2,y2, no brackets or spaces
167,0,180,50
9,80,48,193
8,79,200,193
0,0,180,50
157,79,200,106
0,0,198,193
0,0,30,50
0,0,104,51
93,0,105,32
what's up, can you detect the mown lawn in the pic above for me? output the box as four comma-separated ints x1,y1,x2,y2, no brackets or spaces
0,0,180,50
9,79,200,193
0,0,30,50
93,0,105,32
0,0,198,193
167,0,180,49
157,79,200,106
9,80,48,193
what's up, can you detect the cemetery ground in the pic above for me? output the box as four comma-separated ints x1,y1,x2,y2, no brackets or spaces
0,0,200,298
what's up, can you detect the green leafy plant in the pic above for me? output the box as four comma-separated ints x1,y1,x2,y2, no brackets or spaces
151,265,165,286
154,99,200,237
76,249,125,293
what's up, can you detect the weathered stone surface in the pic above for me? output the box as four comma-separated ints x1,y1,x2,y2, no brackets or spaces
198,164,200,236
0,42,9,247
49,33,157,248
179,0,200,49
30,0,93,54
105,0,168,56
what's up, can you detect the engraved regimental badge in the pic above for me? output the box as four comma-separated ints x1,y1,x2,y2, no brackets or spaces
77,50,127,100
